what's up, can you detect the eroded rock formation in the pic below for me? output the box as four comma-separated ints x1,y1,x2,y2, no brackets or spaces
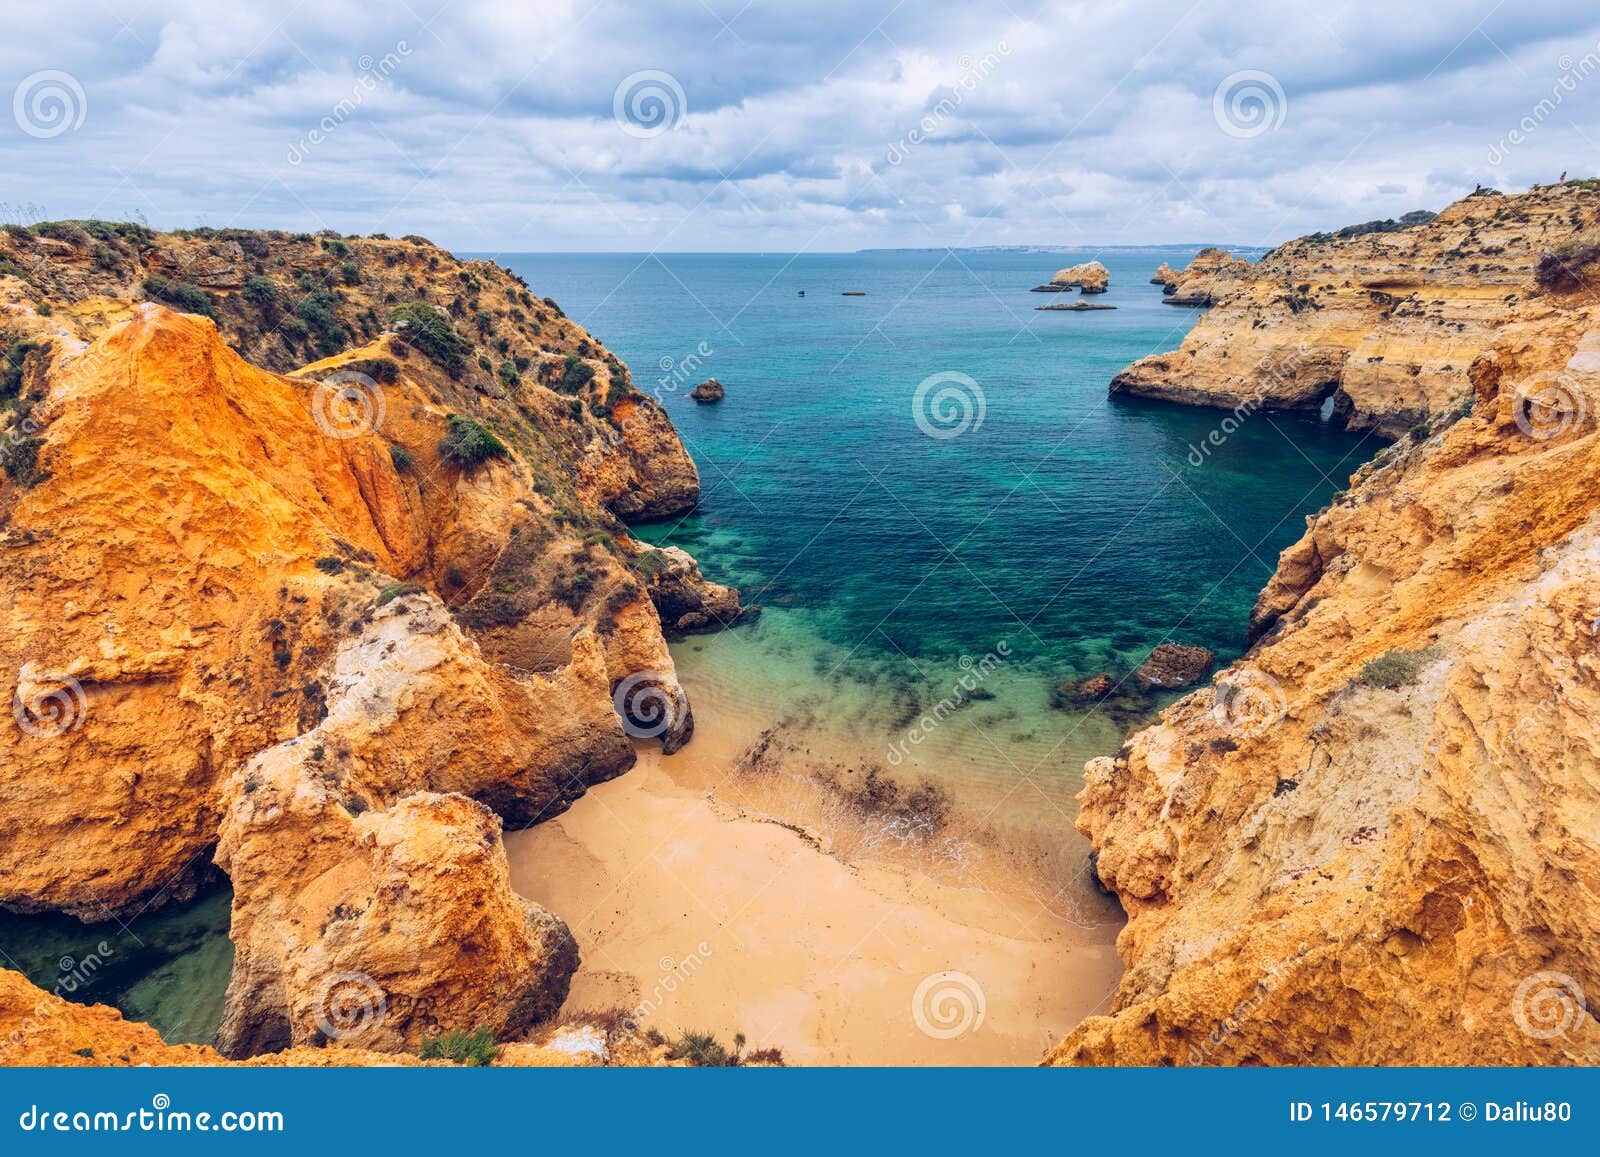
0,224,742,1060
1113,186,1600,436
1053,191,1600,1066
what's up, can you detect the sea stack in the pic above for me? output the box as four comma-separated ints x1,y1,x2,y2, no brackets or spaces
690,378,726,403
1032,260,1109,294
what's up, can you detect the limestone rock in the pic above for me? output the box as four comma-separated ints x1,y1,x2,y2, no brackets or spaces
1035,261,1109,294
1132,643,1215,690
689,378,725,403
1051,268,1600,1067
1110,185,1600,437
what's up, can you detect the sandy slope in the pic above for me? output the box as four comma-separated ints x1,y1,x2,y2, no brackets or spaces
505,714,1123,1066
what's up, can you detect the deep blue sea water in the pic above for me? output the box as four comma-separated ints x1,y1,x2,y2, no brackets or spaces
496,249,1385,801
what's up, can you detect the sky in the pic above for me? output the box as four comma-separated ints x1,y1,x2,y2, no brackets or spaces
3,0,1600,252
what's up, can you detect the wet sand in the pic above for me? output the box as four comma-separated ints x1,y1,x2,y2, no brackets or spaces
504,703,1124,1066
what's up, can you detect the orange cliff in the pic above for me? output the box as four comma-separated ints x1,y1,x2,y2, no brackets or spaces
1052,185,1600,1065
0,224,745,1062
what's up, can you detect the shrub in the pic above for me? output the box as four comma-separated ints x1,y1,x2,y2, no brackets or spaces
0,433,47,488
389,444,414,473
669,1030,731,1067
242,276,280,323
557,355,595,395
1356,647,1440,689
340,261,361,285
313,556,345,574
294,290,347,357
1534,232,1600,292
497,359,520,388
419,1027,498,1067
374,581,426,608
390,302,469,376
2,339,46,401
143,276,215,317
437,413,509,466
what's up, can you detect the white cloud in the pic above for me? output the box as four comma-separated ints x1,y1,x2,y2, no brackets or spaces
2,0,1598,249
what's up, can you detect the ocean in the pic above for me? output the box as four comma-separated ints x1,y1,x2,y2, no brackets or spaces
498,249,1380,805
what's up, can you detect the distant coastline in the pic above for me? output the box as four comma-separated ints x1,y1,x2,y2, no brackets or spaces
855,243,1272,255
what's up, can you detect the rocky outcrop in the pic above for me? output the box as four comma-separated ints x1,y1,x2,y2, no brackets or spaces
0,223,747,1061
1035,261,1109,294
1157,247,1251,305
690,378,725,403
1051,229,1600,1065
1132,643,1215,690
635,544,751,637
1110,185,1600,437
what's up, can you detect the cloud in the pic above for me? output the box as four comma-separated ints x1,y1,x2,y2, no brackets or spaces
2,0,1598,250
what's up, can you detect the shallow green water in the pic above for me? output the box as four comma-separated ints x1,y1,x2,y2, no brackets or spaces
0,889,233,1046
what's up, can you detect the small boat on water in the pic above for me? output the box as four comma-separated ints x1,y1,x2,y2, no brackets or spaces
842,291,866,296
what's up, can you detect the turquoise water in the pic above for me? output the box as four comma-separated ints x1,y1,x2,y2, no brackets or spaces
497,250,1384,805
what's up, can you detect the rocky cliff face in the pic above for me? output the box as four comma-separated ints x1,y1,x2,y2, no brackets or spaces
0,223,742,1060
1113,185,1600,437
1052,195,1600,1065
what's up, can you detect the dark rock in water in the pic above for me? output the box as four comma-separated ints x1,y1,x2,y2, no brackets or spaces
1030,283,1075,292
1054,673,1116,706
690,378,725,403
1036,302,1117,311
1133,642,1216,690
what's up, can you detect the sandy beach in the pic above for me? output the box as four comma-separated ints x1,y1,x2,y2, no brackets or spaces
504,700,1124,1066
